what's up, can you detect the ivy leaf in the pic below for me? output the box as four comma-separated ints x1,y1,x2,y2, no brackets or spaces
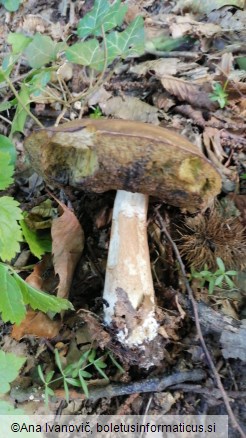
106,16,145,60
0,54,20,81
0,196,23,261
77,0,127,38
20,219,51,259
28,71,51,97
0,101,13,112
0,152,14,190
65,39,100,66
1,0,20,12
7,32,32,54
25,34,57,68
0,263,26,324
0,350,26,394
0,135,16,165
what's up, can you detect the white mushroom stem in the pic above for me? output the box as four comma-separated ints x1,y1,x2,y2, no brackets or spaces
103,190,159,347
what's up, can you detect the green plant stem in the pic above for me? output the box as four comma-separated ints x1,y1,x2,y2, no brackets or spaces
3,73,44,129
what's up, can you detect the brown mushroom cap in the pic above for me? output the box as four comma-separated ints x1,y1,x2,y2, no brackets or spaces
24,119,221,210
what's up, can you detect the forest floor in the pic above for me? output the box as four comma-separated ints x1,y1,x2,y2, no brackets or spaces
0,1,246,437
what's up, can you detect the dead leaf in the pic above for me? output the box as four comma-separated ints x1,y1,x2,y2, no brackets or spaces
173,0,244,15
87,86,111,107
160,75,216,110
52,202,84,299
221,322,246,361
203,127,233,177
12,310,61,340
99,96,160,124
25,254,56,292
130,58,179,76
228,194,246,226
169,15,222,38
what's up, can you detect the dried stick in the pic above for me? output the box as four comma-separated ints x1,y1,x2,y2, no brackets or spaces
154,208,246,438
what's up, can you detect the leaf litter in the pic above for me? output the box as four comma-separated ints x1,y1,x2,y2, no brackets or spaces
0,0,246,429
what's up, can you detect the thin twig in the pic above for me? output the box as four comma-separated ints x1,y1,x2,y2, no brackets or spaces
154,208,246,438
3,73,44,129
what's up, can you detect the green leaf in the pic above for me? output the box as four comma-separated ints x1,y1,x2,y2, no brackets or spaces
37,365,45,383
1,0,20,12
0,263,73,324
7,32,32,54
0,350,26,394
0,135,16,165
65,39,100,67
0,152,14,190
78,370,92,378
11,83,30,134
208,279,216,294
224,275,235,289
45,386,55,396
79,374,89,398
0,54,19,81
15,272,74,314
77,0,127,38
63,379,70,402
88,349,96,362
94,364,109,380
54,349,63,373
65,378,81,387
0,264,26,324
0,101,13,112
28,71,51,97
214,274,224,286
0,400,25,414
108,352,124,373
45,370,55,384
20,219,51,259
0,196,23,261
94,359,107,369
24,34,57,68
106,16,145,60
216,257,225,272
237,57,246,70
226,270,237,276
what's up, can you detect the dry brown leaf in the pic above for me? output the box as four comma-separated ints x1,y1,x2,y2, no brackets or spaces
228,194,246,227
87,86,112,107
160,75,216,110
170,16,222,38
99,96,160,124
52,202,84,299
25,254,56,292
203,127,233,177
12,310,61,340
130,58,179,76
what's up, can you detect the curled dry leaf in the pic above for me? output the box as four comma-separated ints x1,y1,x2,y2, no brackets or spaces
12,310,61,340
52,201,84,300
160,75,216,110
203,127,234,177
130,58,179,76
11,255,61,339
99,96,160,125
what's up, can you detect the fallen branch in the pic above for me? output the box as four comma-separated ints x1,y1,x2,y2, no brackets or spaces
154,208,246,438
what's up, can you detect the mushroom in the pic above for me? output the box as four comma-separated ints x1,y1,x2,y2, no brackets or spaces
25,119,221,365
